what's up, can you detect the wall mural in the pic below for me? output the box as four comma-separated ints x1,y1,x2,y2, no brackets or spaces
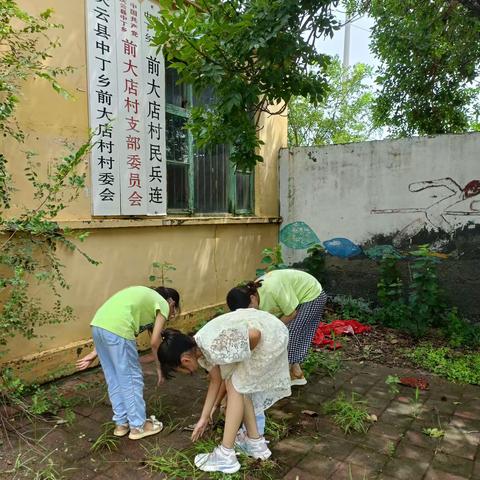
280,221,366,259
280,179,480,259
371,178,480,245
279,221,320,250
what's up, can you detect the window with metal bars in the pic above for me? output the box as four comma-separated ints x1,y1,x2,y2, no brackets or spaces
165,66,253,214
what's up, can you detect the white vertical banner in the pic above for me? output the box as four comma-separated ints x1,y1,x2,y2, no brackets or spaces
86,0,166,216
116,0,148,215
141,0,167,215
86,0,121,215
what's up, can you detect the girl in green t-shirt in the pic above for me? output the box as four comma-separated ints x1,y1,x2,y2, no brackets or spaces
76,285,180,440
226,269,327,386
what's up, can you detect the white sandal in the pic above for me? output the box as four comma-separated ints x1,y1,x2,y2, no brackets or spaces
128,415,163,440
113,423,129,437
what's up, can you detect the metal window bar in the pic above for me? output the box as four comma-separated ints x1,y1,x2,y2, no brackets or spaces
194,144,230,214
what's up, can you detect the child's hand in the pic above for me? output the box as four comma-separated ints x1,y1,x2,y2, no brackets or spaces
191,417,209,442
156,367,164,386
76,353,96,371
76,348,97,371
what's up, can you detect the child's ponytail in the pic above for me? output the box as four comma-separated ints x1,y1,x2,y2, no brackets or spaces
245,281,262,295
226,280,263,311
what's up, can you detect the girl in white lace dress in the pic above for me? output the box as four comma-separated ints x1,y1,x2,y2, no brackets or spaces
158,308,291,474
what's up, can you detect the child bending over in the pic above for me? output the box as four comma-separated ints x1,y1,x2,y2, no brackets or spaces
158,308,291,474
76,286,180,440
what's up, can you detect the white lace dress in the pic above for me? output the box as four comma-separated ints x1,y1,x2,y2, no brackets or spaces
194,308,291,414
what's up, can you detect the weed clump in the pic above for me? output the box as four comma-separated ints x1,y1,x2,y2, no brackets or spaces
323,392,370,434
405,345,480,385
302,349,342,379
90,422,119,453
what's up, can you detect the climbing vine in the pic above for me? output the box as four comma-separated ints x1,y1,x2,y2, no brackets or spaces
0,1,96,355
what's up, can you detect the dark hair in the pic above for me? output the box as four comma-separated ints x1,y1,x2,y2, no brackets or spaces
226,281,262,311
158,328,196,379
154,287,181,311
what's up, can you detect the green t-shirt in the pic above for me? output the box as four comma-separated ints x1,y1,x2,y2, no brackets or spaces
258,269,322,317
90,286,170,340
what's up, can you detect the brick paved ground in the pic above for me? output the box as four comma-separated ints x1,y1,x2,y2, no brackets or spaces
1,359,479,479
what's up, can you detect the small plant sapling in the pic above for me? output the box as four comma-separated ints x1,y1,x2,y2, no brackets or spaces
422,427,445,438
149,261,176,286
385,375,401,396
385,441,396,457
302,349,342,379
256,245,287,277
409,387,422,419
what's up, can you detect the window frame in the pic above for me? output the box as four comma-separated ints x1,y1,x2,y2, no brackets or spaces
165,83,254,216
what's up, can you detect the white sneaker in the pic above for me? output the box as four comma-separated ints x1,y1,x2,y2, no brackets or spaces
194,445,241,474
234,435,272,460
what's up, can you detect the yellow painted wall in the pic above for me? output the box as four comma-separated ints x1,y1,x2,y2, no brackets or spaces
2,0,287,381
5,0,90,220
255,104,287,217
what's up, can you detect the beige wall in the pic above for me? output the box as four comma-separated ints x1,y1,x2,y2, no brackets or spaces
2,0,287,381
5,0,90,220
255,105,287,217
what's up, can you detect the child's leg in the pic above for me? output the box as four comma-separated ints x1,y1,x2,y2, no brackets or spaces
114,336,146,429
234,397,271,460
288,291,328,367
223,379,245,449
243,395,260,439
239,410,265,437
92,327,128,426
255,411,266,436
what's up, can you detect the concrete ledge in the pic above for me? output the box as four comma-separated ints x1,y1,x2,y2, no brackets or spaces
56,216,282,230
2,302,226,384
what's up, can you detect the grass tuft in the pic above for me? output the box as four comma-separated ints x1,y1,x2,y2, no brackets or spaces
405,345,480,384
302,349,342,379
90,422,119,453
323,392,370,434
264,416,289,442
143,435,281,479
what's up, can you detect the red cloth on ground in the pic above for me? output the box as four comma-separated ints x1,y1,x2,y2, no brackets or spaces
313,319,372,350
399,377,429,390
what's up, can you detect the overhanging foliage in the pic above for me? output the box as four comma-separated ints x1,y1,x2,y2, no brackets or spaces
149,0,341,170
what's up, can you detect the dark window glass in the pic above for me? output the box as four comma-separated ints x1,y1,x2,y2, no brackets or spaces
166,112,189,210
166,113,188,163
166,163,189,210
165,67,189,109
194,145,229,213
235,171,252,212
